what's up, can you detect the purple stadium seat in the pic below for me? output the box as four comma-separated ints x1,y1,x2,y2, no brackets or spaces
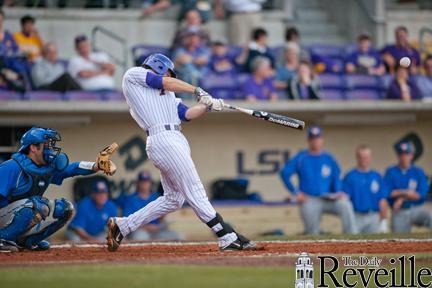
25,91,64,101
379,74,393,91
199,73,239,100
0,91,22,100
103,91,125,101
321,89,345,100
65,91,103,101
345,75,379,89
344,44,357,57
318,74,344,89
228,45,243,58
309,44,344,59
346,89,381,100
131,45,170,65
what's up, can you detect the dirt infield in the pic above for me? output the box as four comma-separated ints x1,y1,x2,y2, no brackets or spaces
1,240,431,267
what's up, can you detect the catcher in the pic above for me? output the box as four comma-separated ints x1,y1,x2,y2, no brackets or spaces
0,127,117,252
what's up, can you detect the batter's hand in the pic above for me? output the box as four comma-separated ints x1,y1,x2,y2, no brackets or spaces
194,87,210,101
211,98,225,111
198,95,225,112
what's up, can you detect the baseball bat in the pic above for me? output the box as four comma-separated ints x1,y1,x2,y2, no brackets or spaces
223,103,305,130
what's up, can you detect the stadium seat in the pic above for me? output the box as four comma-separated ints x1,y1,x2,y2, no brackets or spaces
103,91,125,101
345,75,380,90
321,89,345,100
64,91,104,101
199,72,239,100
345,89,382,100
309,44,344,59
318,74,344,89
131,45,170,66
25,91,64,101
0,91,22,100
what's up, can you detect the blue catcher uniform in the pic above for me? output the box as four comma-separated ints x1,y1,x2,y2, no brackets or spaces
343,169,386,233
0,127,95,251
280,125,357,235
384,164,431,233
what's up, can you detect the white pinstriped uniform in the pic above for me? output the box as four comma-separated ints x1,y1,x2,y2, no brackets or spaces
115,67,225,239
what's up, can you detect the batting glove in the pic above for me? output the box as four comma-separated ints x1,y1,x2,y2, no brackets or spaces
211,98,225,112
194,87,210,101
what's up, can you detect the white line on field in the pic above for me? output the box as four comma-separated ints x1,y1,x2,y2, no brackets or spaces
51,238,432,249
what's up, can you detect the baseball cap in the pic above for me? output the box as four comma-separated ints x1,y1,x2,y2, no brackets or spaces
74,34,88,46
138,171,152,182
92,180,109,193
307,125,323,139
395,142,414,154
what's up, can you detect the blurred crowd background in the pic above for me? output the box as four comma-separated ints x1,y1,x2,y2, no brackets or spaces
0,0,431,101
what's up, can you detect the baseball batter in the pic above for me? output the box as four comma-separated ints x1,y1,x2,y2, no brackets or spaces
106,53,256,251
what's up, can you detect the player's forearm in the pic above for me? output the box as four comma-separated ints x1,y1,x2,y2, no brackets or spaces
379,199,388,219
185,104,208,120
162,77,196,94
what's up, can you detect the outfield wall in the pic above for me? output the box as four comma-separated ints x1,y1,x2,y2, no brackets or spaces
1,100,431,202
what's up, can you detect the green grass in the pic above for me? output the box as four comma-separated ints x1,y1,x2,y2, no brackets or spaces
0,265,292,288
1,258,431,288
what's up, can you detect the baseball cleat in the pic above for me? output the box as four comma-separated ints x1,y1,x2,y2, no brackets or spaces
0,239,20,253
30,240,50,251
220,234,258,251
106,218,124,252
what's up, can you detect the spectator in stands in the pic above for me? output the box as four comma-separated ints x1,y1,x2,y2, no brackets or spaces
238,27,275,73
417,54,432,98
384,142,432,233
171,9,211,51
241,56,277,102
68,35,116,91
31,42,80,92
0,9,18,57
280,125,357,235
343,145,389,234
13,15,43,61
214,0,264,46
274,42,300,89
67,180,117,241
386,63,421,101
285,26,310,61
123,171,183,241
142,0,212,23
345,33,385,75
381,26,421,74
286,61,320,100
209,40,236,74
0,9,28,91
172,27,210,88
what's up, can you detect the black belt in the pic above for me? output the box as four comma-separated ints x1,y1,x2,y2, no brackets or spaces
146,124,180,136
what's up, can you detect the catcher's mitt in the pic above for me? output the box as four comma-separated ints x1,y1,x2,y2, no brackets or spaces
96,143,118,176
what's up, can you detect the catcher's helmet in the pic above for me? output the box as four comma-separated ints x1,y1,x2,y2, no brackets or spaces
19,127,60,153
141,53,177,78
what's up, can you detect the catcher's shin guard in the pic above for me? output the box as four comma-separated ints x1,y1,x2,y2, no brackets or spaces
0,199,42,242
18,198,73,249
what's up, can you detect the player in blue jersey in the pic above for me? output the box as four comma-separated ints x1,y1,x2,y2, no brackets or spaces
343,145,389,234
384,142,431,233
280,125,357,235
0,127,115,252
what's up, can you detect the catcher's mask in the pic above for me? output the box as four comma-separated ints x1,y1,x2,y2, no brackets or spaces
42,128,69,171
